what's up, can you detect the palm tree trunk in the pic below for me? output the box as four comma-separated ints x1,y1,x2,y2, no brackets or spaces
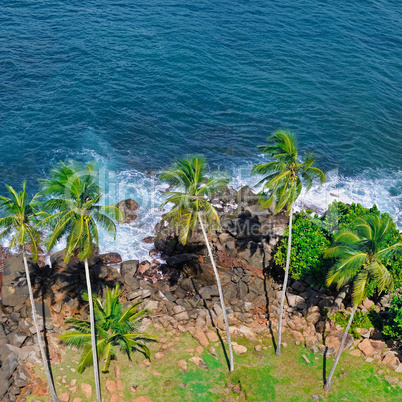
324,305,357,391
84,258,101,402
22,250,59,402
276,205,293,357
198,215,234,372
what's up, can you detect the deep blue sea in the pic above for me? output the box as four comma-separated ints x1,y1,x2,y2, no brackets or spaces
1,1,401,260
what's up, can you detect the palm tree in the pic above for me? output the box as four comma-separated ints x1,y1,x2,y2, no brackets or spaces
60,284,157,373
323,214,401,391
40,162,124,402
252,130,326,356
159,156,235,371
0,183,59,402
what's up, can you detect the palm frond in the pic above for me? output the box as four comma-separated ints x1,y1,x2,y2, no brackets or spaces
334,229,362,244
59,331,92,347
367,260,394,293
352,270,369,306
326,252,367,289
377,242,402,260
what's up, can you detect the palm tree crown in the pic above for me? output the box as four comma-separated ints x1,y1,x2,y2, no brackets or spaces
60,284,157,373
160,156,235,372
160,156,229,244
0,182,59,401
326,214,401,306
252,130,326,214
39,162,123,260
0,182,43,258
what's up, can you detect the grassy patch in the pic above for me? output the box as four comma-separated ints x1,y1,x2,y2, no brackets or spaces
27,330,402,401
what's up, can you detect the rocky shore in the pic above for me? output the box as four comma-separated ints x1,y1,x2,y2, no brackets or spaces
0,187,401,400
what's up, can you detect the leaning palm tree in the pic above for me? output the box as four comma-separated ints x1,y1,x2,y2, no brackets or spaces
39,162,124,402
323,214,401,391
252,130,326,356
60,284,157,373
0,183,59,402
159,156,235,371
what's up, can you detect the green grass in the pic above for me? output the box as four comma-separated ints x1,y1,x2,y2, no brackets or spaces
28,330,402,401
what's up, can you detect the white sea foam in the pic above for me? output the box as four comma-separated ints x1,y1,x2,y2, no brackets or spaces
3,162,399,263
230,164,401,225
103,165,400,262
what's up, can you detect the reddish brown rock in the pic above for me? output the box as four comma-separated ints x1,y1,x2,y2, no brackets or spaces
306,312,321,325
305,336,318,350
325,331,354,355
106,378,117,393
116,199,139,223
114,364,121,379
358,339,374,356
155,352,164,359
133,397,152,402
206,330,219,343
192,328,209,347
59,393,70,402
233,344,248,355
81,383,92,399
189,356,209,369
370,340,386,355
362,298,375,310
100,253,122,265
349,349,362,357
382,354,400,369
291,331,304,342
137,261,152,275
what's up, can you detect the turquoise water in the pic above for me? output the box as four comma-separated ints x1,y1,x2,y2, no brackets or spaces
0,1,401,259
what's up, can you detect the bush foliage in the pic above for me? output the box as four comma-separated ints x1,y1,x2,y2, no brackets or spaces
332,310,376,339
382,296,402,340
274,201,402,288
273,211,331,285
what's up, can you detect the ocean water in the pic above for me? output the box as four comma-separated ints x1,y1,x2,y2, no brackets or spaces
0,1,401,260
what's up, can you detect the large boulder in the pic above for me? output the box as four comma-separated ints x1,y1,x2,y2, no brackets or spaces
212,186,237,205
154,227,180,256
0,344,18,399
116,199,139,223
236,186,257,211
1,256,37,308
120,260,139,277
325,331,354,355
99,252,122,265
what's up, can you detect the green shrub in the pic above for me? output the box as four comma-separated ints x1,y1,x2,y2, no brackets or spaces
273,211,331,286
320,202,380,233
332,310,378,339
382,296,402,340
274,201,402,288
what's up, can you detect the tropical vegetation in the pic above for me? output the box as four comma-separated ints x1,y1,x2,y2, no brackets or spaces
323,214,401,391
60,284,157,373
275,201,402,289
382,295,402,340
252,130,326,356
0,183,59,402
39,162,124,402
0,133,401,400
159,156,235,371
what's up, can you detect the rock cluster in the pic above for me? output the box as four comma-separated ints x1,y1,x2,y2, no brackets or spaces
0,187,401,399
0,318,36,401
